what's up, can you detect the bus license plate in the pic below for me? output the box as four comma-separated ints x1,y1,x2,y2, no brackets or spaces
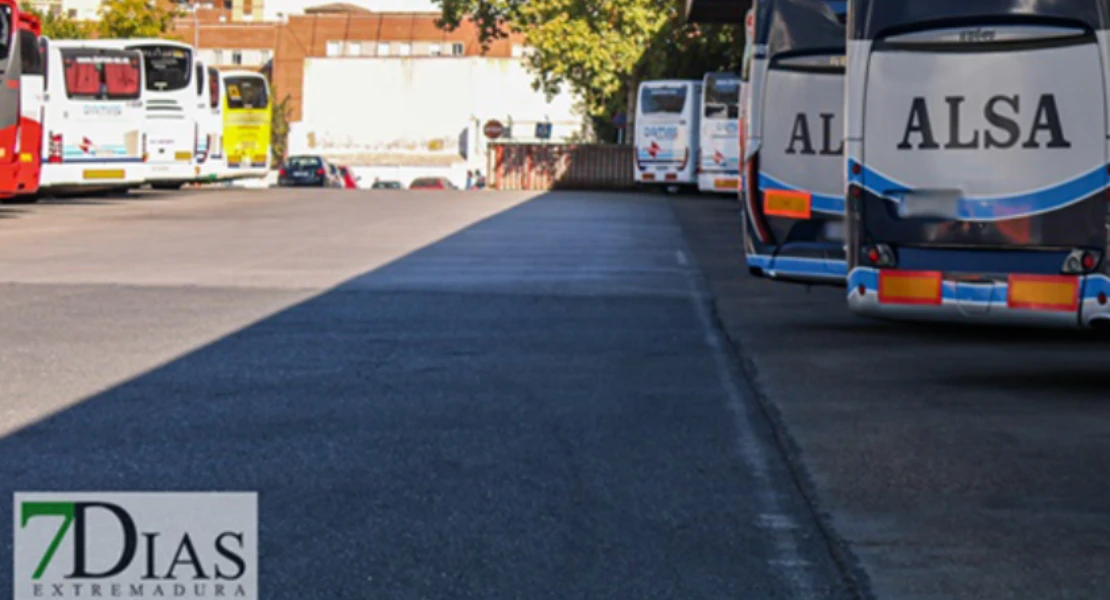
174,151,192,162
83,169,124,180
897,190,961,219
824,221,845,241
714,178,738,190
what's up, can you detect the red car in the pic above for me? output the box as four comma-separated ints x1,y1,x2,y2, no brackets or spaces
337,166,359,189
409,176,458,190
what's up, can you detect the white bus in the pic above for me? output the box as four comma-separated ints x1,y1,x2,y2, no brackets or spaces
845,0,1110,328
101,39,196,189
194,60,225,182
698,72,741,193
38,40,146,191
634,80,701,190
741,0,847,284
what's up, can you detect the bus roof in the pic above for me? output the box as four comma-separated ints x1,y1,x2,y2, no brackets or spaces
96,39,194,51
220,70,267,80
755,0,846,56
639,79,699,88
46,39,142,52
848,0,1107,39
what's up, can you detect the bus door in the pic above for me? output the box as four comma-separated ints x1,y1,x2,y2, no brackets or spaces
743,0,847,284
0,0,20,197
846,0,1110,327
13,12,42,197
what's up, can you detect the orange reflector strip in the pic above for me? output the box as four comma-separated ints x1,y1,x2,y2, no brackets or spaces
878,270,943,305
642,173,655,181
18,153,32,163
763,189,812,219
1007,274,1078,311
715,178,738,190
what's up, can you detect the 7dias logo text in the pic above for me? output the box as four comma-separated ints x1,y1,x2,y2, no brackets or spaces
13,493,258,600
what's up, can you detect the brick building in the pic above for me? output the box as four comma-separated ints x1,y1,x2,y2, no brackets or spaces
174,6,524,121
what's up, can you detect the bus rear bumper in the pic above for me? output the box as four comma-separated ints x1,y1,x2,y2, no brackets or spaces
144,162,196,184
848,267,1110,328
40,163,146,190
697,171,740,193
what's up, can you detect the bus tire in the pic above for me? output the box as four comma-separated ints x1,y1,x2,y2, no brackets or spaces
2,195,39,205
151,182,184,191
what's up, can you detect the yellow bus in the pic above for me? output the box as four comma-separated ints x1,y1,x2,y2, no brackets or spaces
222,70,271,179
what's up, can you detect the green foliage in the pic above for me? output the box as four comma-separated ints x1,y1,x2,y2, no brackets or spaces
20,4,94,39
270,94,293,168
98,0,179,39
434,0,743,138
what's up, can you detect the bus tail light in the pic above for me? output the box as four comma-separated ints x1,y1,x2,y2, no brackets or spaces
664,173,677,181
1062,249,1100,274
47,133,62,164
141,133,148,162
862,243,896,267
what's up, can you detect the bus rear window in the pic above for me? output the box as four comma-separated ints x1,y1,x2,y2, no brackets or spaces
134,45,190,92
224,76,269,110
640,86,687,115
853,0,1105,39
62,50,140,100
703,76,739,120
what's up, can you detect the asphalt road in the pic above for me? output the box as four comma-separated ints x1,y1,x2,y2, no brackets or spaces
3,188,1107,599
0,189,851,600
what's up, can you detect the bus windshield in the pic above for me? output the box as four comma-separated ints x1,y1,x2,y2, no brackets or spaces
0,5,11,65
757,0,846,56
640,85,687,115
703,75,739,120
852,0,1106,39
62,50,141,100
134,44,190,92
225,76,269,110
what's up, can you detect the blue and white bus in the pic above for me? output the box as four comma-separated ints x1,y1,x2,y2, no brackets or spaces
634,79,701,190
698,72,741,193
741,0,847,284
845,0,1110,328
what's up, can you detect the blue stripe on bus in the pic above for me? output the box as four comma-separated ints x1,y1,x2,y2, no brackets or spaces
748,254,847,278
851,160,1109,221
759,173,845,214
824,0,847,15
850,267,1110,303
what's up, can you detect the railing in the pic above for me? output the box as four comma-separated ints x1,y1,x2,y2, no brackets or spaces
489,143,634,191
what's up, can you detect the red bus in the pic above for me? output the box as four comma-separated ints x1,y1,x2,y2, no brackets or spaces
0,5,42,202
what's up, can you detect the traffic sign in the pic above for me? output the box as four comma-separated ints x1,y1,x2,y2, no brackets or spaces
483,120,505,139
535,122,552,140
613,112,627,128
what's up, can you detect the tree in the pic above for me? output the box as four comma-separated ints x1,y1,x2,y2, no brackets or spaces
98,0,179,39
270,94,293,168
20,4,94,39
435,0,742,140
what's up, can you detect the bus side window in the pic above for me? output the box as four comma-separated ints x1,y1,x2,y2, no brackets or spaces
19,30,42,76
38,38,47,90
104,59,140,98
64,59,100,97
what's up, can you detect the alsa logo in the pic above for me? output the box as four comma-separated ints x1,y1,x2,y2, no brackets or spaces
959,28,996,43
785,113,843,156
643,126,678,141
647,141,661,158
898,95,1071,150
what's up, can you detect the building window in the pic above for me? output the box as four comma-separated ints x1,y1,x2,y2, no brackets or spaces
397,43,412,57
346,42,361,56
428,43,442,57
326,41,341,57
451,42,465,56
511,44,525,58
376,42,390,57
213,49,224,64
48,3,60,16
66,8,76,17
261,49,272,64
231,50,243,65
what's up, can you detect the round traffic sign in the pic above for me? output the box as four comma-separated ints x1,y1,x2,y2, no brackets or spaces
483,120,505,139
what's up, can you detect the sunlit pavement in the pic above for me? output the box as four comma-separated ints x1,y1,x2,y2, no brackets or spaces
3,187,1107,599
0,189,849,600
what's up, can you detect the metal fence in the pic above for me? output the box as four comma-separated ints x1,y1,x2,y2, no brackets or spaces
489,144,634,191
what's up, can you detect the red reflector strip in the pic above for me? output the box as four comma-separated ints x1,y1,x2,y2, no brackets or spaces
763,189,812,219
642,173,655,181
664,173,677,181
1007,274,1079,312
878,270,943,305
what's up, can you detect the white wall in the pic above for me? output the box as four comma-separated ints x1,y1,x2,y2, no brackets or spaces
263,0,438,21
290,56,583,169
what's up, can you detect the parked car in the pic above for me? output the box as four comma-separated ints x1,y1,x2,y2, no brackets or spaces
278,155,342,188
337,166,359,189
371,180,404,190
409,177,458,190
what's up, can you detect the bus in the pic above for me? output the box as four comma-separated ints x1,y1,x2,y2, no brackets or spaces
38,40,145,192
193,59,224,182
5,10,42,202
698,72,741,193
634,80,701,190
101,39,195,189
740,0,847,284
222,70,271,179
845,0,1110,328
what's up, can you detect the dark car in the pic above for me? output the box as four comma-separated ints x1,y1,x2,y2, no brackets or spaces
371,180,403,190
409,177,458,190
278,156,341,187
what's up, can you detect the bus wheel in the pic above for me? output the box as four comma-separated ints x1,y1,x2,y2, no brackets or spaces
152,183,184,191
2,195,39,205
